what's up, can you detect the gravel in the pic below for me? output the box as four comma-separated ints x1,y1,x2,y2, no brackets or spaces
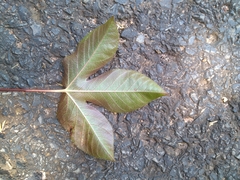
0,0,239,179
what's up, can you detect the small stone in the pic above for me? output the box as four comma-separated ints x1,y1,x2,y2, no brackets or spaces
136,0,143,5
115,0,129,5
233,50,240,58
51,18,57,25
152,157,159,164
206,33,218,44
159,0,172,9
51,43,62,56
70,22,83,35
203,44,217,54
27,78,35,87
173,0,183,3
156,64,163,74
38,116,43,124
186,48,197,55
222,97,228,103
232,83,240,93
155,146,165,156
2,107,9,116
63,8,74,15
121,28,138,40
237,74,240,81
31,24,42,36
65,0,71,5
18,6,30,22
55,149,67,160
157,45,167,53
32,94,41,107
82,0,89,3
190,93,198,103
136,34,145,43
209,172,218,180
170,168,177,177
207,90,214,97
235,153,240,160
131,157,145,171
59,36,69,44
58,22,68,32
131,43,138,51
0,71,10,82
49,142,59,149
188,36,195,45
179,37,187,46
0,29,16,50
11,47,22,55
51,28,61,36
194,108,210,124
177,121,185,129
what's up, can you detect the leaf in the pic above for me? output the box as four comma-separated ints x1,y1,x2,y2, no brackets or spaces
58,93,114,160
62,16,119,89
57,17,167,160
77,69,167,113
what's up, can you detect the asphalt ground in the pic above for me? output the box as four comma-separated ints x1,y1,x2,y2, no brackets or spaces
0,0,240,179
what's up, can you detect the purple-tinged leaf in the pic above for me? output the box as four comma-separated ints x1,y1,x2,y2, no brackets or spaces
58,93,114,161
58,17,118,160
57,17,166,160
62,17,119,89
76,69,167,113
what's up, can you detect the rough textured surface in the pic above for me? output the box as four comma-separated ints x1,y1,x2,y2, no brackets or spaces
0,0,239,179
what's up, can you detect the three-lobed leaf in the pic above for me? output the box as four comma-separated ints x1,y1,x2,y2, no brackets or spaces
57,17,167,161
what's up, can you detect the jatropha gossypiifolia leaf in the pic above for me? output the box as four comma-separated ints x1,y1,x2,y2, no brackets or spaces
57,17,167,161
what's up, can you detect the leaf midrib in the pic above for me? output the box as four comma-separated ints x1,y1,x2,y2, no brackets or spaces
64,90,164,93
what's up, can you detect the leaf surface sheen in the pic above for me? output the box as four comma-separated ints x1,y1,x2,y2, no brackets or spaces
78,69,166,113
57,17,167,160
62,17,119,89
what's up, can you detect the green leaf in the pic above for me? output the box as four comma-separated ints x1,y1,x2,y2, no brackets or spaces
77,69,166,113
57,17,167,160
62,16,119,89
57,93,114,161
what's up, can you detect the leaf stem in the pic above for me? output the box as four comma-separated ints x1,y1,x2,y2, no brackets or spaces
0,88,65,93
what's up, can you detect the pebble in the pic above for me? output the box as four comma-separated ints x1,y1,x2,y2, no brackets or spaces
121,28,138,40
70,22,83,35
0,30,16,51
136,34,145,43
51,27,61,36
115,0,129,5
11,47,22,55
232,83,240,93
188,36,195,45
55,149,67,159
159,0,172,9
58,22,69,32
190,93,198,103
186,47,197,55
18,5,30,22
0,71,10,82
31,24,42,36
173,0,183,3
156,64,163,74
136,0,143,5
237,74,240,81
